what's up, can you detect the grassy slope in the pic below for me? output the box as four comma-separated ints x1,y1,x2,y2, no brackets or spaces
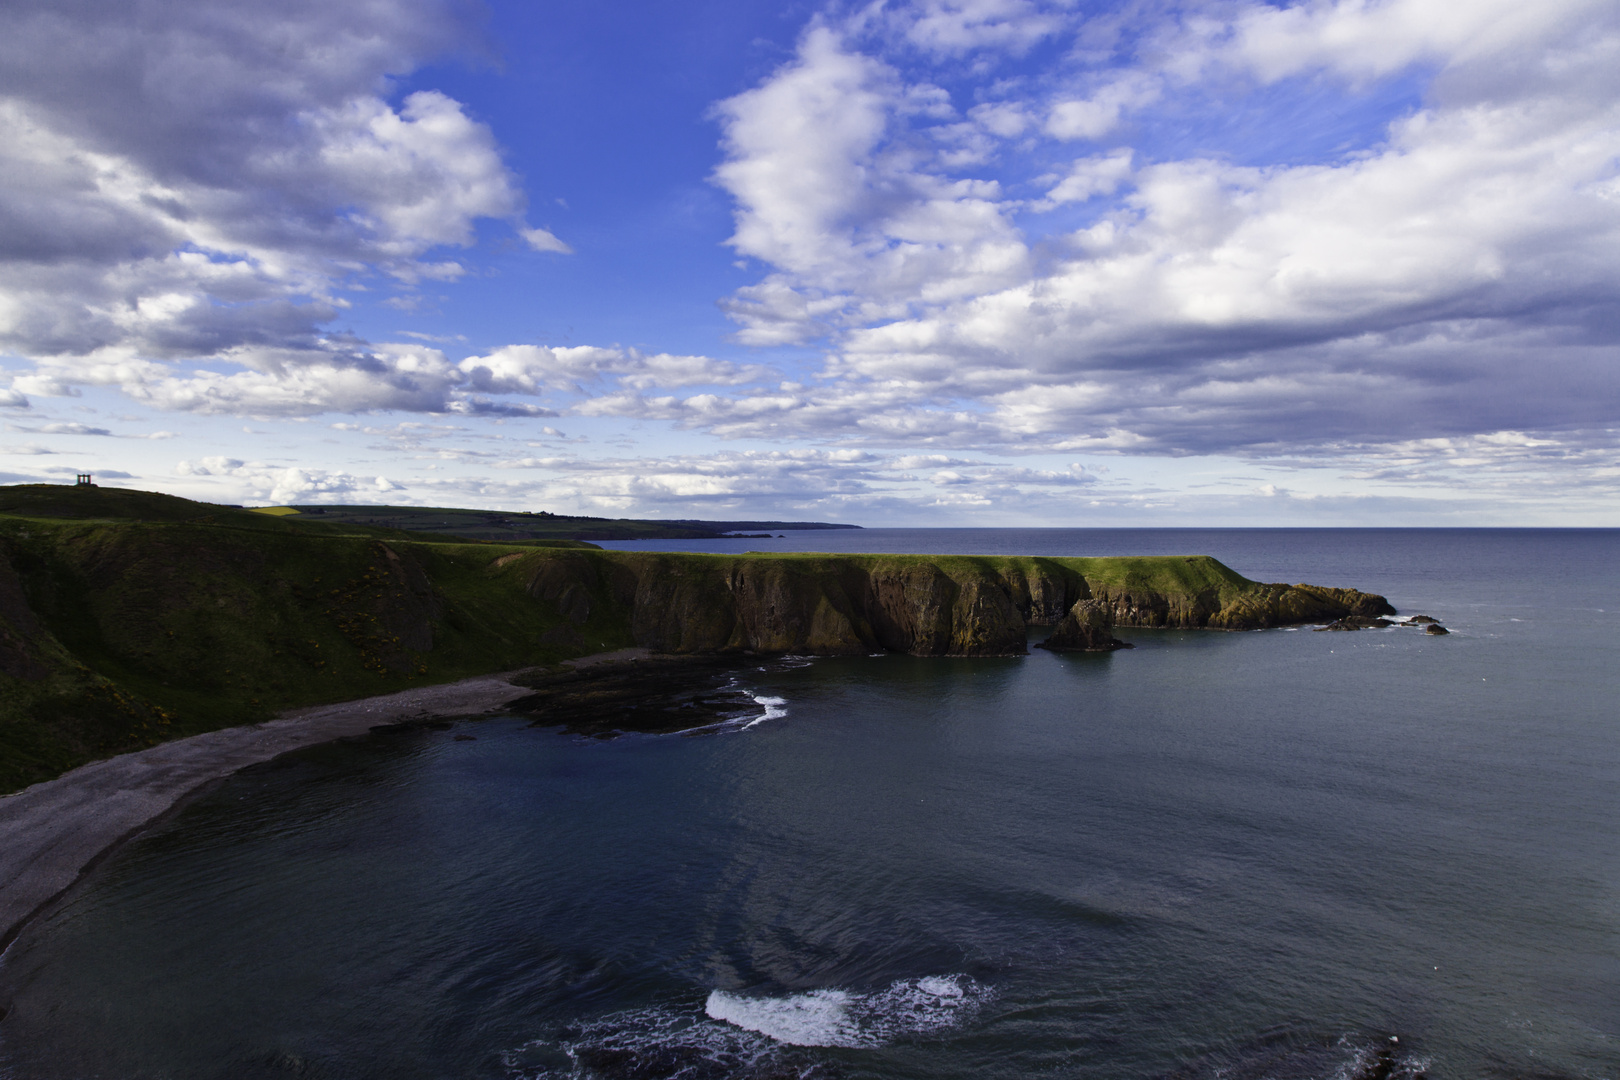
0,524,637,792
0,487,1390,793
0,488,612,791
281,503,857,542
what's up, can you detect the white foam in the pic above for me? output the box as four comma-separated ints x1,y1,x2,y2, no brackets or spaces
506,977,991,1078
706,974,991,1048
740,694,787,729
705,988,860,1047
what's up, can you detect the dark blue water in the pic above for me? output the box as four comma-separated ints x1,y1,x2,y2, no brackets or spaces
1,530,1616,1079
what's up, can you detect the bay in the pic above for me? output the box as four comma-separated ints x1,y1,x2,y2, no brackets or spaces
0,529,1615,1079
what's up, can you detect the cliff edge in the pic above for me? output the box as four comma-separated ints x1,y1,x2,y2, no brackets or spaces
0,489,1394,792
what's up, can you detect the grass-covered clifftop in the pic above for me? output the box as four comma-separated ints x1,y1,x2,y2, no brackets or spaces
278,503,859,542
0,486,1393,793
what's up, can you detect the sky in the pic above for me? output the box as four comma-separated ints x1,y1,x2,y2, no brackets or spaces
1,0,1617,526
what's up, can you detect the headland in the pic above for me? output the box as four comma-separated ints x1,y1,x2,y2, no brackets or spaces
0,484,1395,796
0,483,1399,948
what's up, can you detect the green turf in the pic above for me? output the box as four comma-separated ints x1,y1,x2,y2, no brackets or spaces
0,485,1390,793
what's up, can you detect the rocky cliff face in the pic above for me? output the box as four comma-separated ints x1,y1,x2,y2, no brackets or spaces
558,552,1394,659
595,556,1033,657
0,516,1399,792
1035,599,1130,652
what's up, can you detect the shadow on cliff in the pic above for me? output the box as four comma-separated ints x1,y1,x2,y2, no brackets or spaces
0,486,1395,792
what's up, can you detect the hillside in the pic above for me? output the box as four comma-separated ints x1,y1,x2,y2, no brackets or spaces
281,503,859,542
0,485,1393,792
0,485,858,543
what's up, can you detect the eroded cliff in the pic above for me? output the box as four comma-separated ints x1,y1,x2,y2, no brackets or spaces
0,493,1394,792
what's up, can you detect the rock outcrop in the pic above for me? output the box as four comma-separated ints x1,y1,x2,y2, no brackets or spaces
548,552,1394,658
1035,599,1130,652
1314,615,1395,631
606,555,1031,657
0,495,1401,792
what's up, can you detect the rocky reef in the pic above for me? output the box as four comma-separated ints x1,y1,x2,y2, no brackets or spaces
0,486,1397,791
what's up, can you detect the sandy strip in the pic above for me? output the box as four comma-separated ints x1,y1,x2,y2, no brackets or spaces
0,662,628,951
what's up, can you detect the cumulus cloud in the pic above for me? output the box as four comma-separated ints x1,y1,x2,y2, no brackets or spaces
458,346,771,395
145,443,1117,519
474,446,1108,518
712,26,1029,345
11,339,769,419
0,0,570,402
172,458,402,504
699,0,1620,463
520,228,573,255
1045,75,1161,140
1036,149,1134,209
6,0,1616,522
879,0,1066,58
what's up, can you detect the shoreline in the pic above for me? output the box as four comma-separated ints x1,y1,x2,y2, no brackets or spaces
0,656,645,953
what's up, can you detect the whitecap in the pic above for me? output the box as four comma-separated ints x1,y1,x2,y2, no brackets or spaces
740,694,787,729
705,974,992,1048
705,988,860,1047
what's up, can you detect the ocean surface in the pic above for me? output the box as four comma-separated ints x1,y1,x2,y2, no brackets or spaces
1,529,1616,1080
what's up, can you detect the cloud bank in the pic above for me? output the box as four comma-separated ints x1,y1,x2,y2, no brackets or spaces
1,0,1616,521
702,0,1620,457
0,0,570,408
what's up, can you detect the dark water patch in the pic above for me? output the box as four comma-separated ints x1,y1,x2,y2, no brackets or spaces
1157,1029,1429,1080
504,1005,839,1080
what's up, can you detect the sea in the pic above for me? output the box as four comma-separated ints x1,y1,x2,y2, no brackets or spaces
0,529,1615,1080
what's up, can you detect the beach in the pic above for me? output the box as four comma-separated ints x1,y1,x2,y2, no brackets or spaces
0,653,644,952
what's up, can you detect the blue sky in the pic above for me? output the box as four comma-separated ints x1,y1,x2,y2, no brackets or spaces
1,0,1617,524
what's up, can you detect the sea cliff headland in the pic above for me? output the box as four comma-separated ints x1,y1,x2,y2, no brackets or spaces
0,483,1403,953
0,484,1395,795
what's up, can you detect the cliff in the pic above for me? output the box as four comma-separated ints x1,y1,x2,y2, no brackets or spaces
0,487,1394,793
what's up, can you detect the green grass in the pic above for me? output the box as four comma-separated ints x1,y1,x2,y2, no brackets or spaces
282,503,857,542
0,485,1389,793
0,514,630,792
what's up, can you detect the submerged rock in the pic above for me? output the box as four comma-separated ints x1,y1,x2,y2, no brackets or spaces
1406,614,1441,625
1036,599,1132,652
1315,616,1395,632
1424,624,1450,635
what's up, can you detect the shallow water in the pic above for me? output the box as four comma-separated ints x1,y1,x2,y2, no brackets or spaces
1,530,1616,1079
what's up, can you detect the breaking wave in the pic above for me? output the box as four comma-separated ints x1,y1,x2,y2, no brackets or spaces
740,694,787,729
705,974,992,1048
503,976,990,1079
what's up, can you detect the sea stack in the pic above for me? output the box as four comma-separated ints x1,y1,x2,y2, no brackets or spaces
1036,598,1132,652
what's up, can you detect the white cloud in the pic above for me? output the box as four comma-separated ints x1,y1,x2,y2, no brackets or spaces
521,227,573,254
457,345,771,395
171,458,403,505
1169,0,1602,88
5,0,1617,524
1037,149,1134,208
887,0,1065,57
712,26,1029,344
693,0,1620,467
1045,74,1161,141
9,340,766,419
0,0,569,405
